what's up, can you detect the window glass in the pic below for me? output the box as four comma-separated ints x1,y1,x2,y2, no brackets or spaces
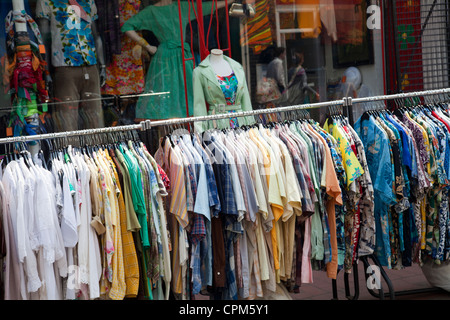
0,0,387,139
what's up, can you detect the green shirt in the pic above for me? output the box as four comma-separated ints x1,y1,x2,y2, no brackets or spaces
118,144,150,248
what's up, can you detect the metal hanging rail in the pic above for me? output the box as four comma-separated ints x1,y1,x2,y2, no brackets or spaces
0,99,344,145
350,87,450,105
0,91,171,113
0,87,449,145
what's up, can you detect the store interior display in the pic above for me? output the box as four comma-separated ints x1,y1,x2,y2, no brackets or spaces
121,0,233,120
99,0,146,97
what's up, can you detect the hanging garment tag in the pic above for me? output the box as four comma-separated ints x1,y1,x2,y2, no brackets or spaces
39,44,46,54
218,104,225,113
6,127,12,137
85,73,90,80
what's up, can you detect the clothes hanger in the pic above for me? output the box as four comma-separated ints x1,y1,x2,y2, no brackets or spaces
5,142,12,164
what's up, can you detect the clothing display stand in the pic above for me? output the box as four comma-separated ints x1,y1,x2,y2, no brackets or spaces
2,87,449,146
1,87,450,301
332,87,450,301
0,98,345,144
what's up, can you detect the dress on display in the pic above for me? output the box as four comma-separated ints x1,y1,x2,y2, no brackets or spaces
121,1,216,120
101,0,145,96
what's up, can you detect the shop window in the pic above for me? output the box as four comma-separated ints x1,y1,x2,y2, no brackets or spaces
0,0,391,138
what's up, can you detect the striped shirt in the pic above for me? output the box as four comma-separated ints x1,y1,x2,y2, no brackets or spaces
163,139,189,229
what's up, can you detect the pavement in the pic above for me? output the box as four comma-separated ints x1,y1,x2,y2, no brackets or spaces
195,260,450,301
286,261,450,300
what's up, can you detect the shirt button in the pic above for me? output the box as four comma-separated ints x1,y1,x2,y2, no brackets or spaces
217,272,221,276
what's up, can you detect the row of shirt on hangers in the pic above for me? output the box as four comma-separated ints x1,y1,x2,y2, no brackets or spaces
155,115,375,300
355,103,450,269
1,109,411,301
0,139,172,300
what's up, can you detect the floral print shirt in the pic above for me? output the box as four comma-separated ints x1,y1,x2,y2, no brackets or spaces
217,72,239,128
36,0,99,67
324,119,365,188
217,72,238,105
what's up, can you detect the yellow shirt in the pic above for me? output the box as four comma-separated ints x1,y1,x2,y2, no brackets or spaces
99,149,126,300
324,119,364,188
107,150,139,299
252,128,283,272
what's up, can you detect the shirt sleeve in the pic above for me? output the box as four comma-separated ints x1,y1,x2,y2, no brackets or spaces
193,67,209,133
89,0,98,21
121,5,153,32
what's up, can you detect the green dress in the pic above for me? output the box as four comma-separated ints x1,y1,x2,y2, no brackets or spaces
122,2,214,120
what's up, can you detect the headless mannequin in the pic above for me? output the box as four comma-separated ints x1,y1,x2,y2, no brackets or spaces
209,49,233,76
36,0,106,132
124,0,234,57
38,13,106,92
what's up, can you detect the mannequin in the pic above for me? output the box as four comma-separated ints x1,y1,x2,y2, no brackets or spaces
209,49,233,76
121,0,233,120
193,49,254,132
12,0,26,32
36,0,106,132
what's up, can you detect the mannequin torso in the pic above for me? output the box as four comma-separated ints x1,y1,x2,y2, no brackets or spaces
209,49,233,76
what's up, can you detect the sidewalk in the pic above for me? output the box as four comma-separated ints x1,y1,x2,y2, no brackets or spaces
195,261,450,301
287,262,450,300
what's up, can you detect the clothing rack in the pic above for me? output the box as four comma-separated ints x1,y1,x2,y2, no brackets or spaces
344,87,450,126
2,87,450,145
2,87,450,300
332,87,450,301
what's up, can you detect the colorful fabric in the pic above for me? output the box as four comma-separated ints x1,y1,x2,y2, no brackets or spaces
239,0,273,54
217,72,238,105
355,115,399,267
324,119,365,187
35,0,99,67
102,0,145,95
216,69,241,130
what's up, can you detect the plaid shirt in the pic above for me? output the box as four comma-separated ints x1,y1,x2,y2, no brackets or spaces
190,242,202,295
223,231,239,300
204,137,238,216
194,136,221,214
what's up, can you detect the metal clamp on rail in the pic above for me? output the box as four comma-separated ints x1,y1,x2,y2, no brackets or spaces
140,119,152,131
